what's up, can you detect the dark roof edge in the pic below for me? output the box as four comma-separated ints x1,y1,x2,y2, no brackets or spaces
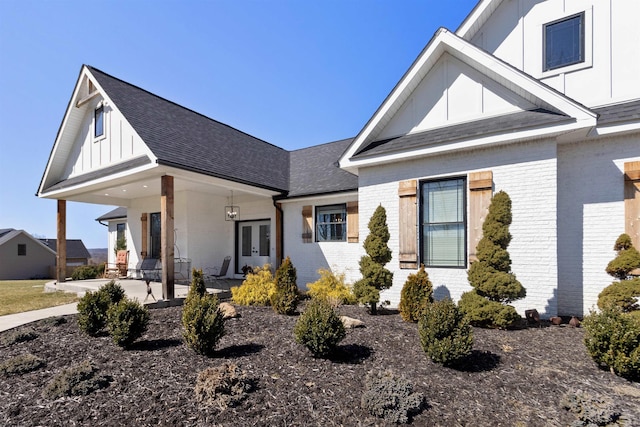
279,188,358,201
156,159,288,194
87,65,288,154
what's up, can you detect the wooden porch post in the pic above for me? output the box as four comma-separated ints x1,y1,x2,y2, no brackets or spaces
56,200,67,283
161,175,174,299
140,213,148,258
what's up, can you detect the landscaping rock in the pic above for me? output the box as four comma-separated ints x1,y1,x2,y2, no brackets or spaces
340,315,364,329
219,302,239,319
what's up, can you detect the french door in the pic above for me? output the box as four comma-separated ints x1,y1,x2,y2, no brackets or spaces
237,220,271,272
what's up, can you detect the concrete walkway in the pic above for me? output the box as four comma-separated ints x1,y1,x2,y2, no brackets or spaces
0,277,237,333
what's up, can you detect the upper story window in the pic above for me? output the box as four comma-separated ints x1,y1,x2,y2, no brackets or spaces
316,204,346,242
420,178,466,267
17,243,26,256
94,105,104,138
544,12,584,72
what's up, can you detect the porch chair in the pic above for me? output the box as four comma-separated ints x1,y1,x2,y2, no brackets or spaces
205,256,231,282
104,250,129,278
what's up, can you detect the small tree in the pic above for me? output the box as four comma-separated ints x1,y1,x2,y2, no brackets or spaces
353,205,393,314
463,191,525,328
605,234,640,280
398,265,433,322
271,256,299,315
182,269,225,356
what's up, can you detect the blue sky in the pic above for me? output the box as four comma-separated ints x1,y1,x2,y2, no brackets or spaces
0,0,477,248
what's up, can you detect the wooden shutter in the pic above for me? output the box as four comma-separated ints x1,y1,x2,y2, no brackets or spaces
399,180,418,269
468,171,493,263
140,213,148,258
347,201,359,243
302,205,313,243
625,162,640,250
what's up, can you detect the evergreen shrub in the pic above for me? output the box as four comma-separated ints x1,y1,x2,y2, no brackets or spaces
361,369,424,424
1,328,37,346
77,290,111,336
598,278,640,312
605,234,640,280
182,273,225,356
106,298,150,348
42,360,111,399
353,205,393,314
583,306,640,381
71,265,99,280
398,265,433,322
100,280,126,305
458,291,520,329
418,298,473,366
271,257,299,315
294,298,345,357
0,353,45,377
231,264,276,306
306,269,356,305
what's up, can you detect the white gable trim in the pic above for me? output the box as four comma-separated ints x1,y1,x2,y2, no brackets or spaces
456,0,504,40
339,28,597,173
37,65,156,198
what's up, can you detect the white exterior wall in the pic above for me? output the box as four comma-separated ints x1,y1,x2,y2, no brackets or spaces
557,134,640,316
281,194,362,290
105,219,128,266
471,0,640,107
358,139,559,316
63,96,148,179
124,191,275,278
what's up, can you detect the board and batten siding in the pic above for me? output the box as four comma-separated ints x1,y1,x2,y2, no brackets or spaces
63,95,148,179
470,0,640,107
358,139,559,316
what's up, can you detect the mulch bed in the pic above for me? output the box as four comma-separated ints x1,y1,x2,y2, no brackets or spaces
1,304,639,426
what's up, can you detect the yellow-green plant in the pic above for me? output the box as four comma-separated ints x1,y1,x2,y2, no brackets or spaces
231,264,276,306
306,269,356,305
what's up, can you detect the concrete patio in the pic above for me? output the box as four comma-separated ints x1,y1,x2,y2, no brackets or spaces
0,277,241,332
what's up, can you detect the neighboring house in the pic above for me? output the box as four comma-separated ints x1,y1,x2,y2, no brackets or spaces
0,229,55,280
39,239,91,267
40,0,639,317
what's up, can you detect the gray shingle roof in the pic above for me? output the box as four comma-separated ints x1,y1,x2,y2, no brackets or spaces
289,138,358,197
96,207,127,222
89,66,290,192
39,239,92,259
352,108,573,159
594,99,640,126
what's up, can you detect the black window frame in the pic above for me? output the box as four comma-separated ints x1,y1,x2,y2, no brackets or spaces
543,12,585,72
315,204,347,242
94,105,104,138
419,177,467,268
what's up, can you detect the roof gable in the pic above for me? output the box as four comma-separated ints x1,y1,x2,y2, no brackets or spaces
339,28,597,172
0,229,57,255
87,66,290,192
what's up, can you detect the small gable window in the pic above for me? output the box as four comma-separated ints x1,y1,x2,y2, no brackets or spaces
420,178,466,268
544,12,584,72
18,244,26,256
94,105,104,138
316,204,346,242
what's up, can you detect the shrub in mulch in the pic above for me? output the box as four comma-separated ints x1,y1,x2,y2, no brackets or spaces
270,256,299,315
294,298,345,357
561,390,624,426
361,369,424,424
418,298,473,366
231,264,276,306
182,270,225,357
306,268,356,305
398,264,433,322
42,360,111,399
106,298,150,348
194,363,255,410
1,328,37,346
77,281,125,336
0,353,45,377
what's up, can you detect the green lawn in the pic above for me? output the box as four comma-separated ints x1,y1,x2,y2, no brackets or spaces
0,280,79,316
